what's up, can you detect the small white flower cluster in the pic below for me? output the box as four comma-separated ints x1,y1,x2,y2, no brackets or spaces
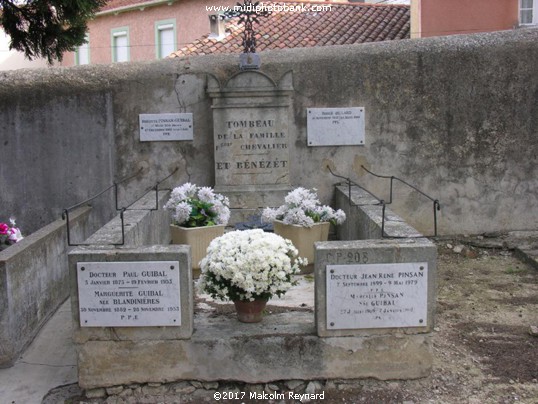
197,229,307,302
164,183,230,227
261,187,346,227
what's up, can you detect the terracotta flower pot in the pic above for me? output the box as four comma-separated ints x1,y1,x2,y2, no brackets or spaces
273,220,330,273
170,224,225,277
233,299,268,323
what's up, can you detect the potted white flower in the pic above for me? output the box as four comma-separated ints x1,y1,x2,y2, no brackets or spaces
164,183,230,275
261,187,346,269
197,229,307,323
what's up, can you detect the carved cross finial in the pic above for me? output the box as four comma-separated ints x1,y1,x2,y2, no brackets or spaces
224,0,271,54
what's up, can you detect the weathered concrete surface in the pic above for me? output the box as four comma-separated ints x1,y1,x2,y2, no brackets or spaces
336,186,425,240
0,299,77,403
1,30,537,235
0,86,116,235
0,206,91,367
77,311,432,389
84,190,171,246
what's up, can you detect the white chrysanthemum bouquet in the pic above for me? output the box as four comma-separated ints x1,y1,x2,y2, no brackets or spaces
261,187,346,227
197,229,307,302
164,183,230,227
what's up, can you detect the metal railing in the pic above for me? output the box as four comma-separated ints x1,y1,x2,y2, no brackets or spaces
62,167,178,246
328,166,441,238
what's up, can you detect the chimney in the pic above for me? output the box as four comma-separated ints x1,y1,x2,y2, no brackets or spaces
208,14,227,39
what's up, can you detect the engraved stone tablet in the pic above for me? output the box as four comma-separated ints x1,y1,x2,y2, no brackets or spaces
139,113,193,141
77,261,181,327
307,107,365,146
326,262,428,329
213,108,290,187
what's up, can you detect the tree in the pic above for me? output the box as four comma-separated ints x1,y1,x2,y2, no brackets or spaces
0,0,106,63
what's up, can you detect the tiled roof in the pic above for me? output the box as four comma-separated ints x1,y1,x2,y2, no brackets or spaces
169,1,410,58
100,0,163,12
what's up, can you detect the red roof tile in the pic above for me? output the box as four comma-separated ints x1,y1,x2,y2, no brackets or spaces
169,1,410,58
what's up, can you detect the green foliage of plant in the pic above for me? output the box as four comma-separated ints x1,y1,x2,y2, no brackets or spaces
164,183,230,228
184,199,218,228
0,0,106,63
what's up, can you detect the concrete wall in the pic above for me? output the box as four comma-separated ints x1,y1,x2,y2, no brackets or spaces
336,185,424,240
83,190,171,246
0,73,117,235
1,28,537,235
0,206,91,367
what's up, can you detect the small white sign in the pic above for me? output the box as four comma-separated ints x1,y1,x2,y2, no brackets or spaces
326,262,428,330
307,107,365,146
77,261,181,327
139,113,193,141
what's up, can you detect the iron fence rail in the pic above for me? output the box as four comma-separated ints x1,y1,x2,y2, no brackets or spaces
62,167,178,246
328,166,441,238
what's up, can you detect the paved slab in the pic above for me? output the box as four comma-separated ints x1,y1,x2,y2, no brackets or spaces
0,299,77,404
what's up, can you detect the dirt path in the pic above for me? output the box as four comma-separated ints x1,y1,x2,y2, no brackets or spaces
336,242,538,404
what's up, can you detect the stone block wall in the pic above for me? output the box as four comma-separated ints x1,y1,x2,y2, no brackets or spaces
0,206,91,367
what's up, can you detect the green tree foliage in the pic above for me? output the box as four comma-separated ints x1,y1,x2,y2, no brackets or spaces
0,0,106,63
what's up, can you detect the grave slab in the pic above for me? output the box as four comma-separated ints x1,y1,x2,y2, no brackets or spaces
77,310,432,389
69,246,193,343
315,239,437,337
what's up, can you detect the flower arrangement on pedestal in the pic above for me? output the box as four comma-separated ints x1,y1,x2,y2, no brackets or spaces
164,183,230,274
164,182,230,228
261,188,346,270
0,218,23,251
197,229,307,322
261,187,346,227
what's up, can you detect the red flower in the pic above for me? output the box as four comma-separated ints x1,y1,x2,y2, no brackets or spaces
0,223,9,235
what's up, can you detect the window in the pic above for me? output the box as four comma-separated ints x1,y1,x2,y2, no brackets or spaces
75,34,90,65
520,0,538,25
155,19,177,59
111,27,130,62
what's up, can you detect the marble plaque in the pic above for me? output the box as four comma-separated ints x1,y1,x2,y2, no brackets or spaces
307,107,365,146
326,262,428,329
139,113,193,141
77,261,181,327
213,107,290,187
